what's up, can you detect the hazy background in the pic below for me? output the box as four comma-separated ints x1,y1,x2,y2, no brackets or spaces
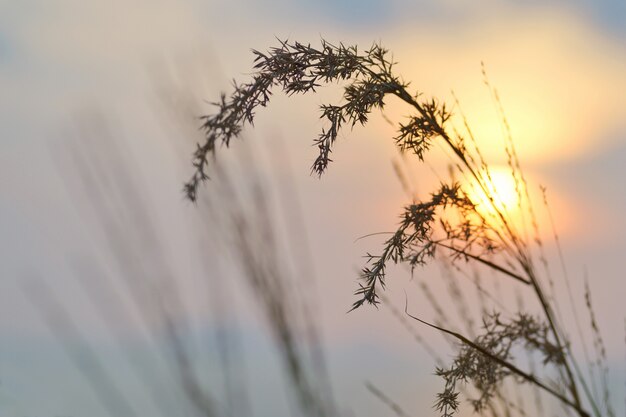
1,0,625,416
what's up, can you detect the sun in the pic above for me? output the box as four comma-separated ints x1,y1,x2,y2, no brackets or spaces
466,166,520,215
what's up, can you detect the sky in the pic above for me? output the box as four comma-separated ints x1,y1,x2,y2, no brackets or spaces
1,0,625,416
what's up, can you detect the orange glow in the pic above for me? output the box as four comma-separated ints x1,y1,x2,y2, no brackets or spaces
390,11,626,165
466,166,520,216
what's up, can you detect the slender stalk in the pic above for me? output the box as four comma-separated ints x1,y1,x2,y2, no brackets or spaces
404,303,590,417
435,242,530,286
523,263,584,414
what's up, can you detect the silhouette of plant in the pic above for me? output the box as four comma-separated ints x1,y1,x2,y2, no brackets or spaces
187,39,615,417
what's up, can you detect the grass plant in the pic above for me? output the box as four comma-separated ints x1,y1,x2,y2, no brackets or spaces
187,39,617,417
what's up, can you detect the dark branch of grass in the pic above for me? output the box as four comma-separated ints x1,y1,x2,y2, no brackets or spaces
415,280,454,336
351,182,479,311
185,39,403,201
404,301,590,417
435,242,531,286
397,283,511,417
381,293,444,367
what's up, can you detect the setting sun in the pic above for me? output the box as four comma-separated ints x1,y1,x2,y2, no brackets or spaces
466,166,520,215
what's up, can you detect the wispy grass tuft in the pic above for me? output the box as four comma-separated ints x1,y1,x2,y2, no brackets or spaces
188,38,616,417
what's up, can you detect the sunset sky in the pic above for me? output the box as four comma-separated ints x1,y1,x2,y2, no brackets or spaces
1,1,625,416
